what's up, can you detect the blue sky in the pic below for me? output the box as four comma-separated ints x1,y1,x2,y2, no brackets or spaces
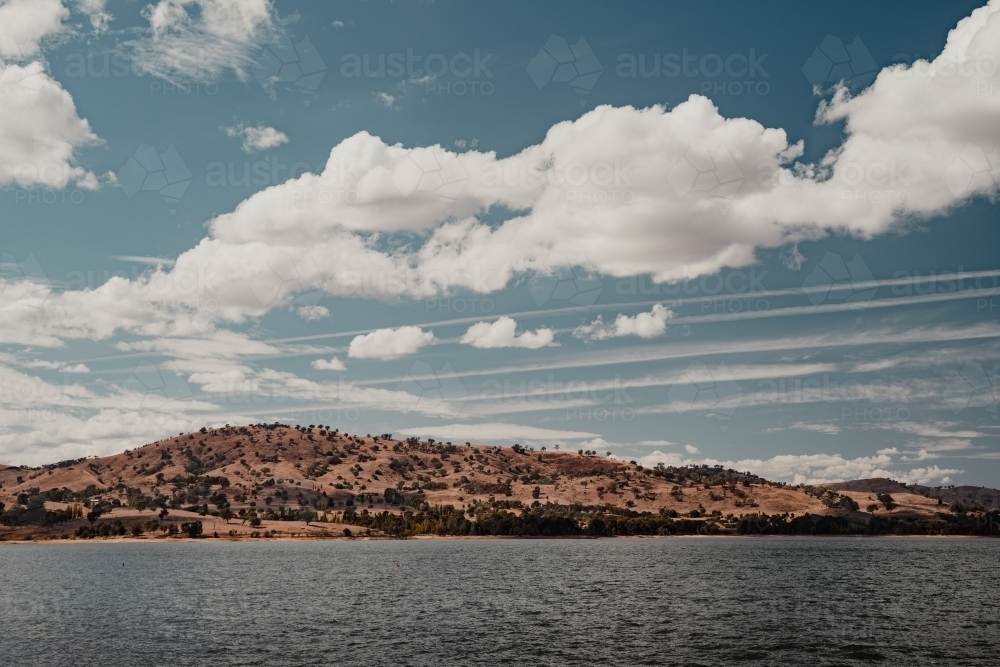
1,0,999,487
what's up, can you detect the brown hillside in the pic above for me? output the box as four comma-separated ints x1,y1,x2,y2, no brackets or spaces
0,424,994,540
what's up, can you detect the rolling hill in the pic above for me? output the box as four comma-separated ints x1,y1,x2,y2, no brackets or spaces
1,423,997,540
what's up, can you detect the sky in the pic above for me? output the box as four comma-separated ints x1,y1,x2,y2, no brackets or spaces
0,0,998,487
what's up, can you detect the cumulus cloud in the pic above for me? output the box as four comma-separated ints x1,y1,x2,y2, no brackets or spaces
460,317,556,349
225,122,289,152
0,1,100,191
684,444,700,454
1,1,999,360
0,62,101,189
574,304,672,340
348,326,434,360
311,357,346,371
0,0,67,59
122,0,278,83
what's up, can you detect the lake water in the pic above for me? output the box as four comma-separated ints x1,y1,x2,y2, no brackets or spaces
1,537,997,666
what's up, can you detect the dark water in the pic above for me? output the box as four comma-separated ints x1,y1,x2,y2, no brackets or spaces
1,537,998,666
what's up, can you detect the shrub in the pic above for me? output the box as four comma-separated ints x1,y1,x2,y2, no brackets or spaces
180,521,203,537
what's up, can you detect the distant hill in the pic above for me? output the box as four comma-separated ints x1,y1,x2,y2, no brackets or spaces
0,425,997,540
823,478,1000,509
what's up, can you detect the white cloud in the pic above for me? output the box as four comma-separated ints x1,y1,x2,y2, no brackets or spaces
0,61,101,189
61,363,90,373
296,304,328,321
0,0,67,59
331,20,344,28
398,422,598,442
684,444,700,454
574,304,672,340
0,2,97,192
122,0,278,83
633,449,962,486
0,407,220,467
75,0,112,33
769,422,843,435
0,1,998,376
374,91,396,109
311,357,346,371
348,326,434,359
23,359,90,373
460,317,556,349
225,122,289,153
111,255,176,267
638,439,675,446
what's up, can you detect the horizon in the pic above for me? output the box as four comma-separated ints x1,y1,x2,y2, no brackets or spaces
1,0,999,489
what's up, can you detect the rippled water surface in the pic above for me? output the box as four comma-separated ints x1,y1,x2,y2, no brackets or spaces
1,537,998,666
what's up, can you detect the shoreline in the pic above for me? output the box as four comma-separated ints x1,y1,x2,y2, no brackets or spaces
1,533,995,545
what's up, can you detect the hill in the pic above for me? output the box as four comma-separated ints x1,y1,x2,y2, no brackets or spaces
1,424,997,540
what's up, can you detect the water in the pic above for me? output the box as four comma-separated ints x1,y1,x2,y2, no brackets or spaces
0,537,997,666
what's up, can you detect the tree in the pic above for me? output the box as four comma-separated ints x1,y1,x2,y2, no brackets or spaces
877,494,896,512
301,508,317,525
531,486,541,499
219,508,234,524
180,521,203,537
